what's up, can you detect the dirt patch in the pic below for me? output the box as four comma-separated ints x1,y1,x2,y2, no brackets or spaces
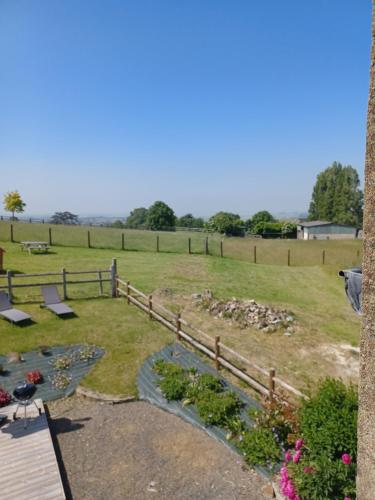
299,343,359,381
48,396,269,500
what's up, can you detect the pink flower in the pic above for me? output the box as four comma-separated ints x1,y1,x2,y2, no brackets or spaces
344,497,351,500
285,451,292,462
295,438,304,450
293,450,302,463
341,454,352,465
285,480,295,498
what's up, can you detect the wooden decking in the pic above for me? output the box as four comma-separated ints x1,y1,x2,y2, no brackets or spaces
0,398,66,500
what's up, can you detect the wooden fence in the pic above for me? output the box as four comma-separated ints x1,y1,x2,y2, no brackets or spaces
115,277,307,404
0,259,118,300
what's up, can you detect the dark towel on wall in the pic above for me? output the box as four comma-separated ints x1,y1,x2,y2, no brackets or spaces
339,268,362,315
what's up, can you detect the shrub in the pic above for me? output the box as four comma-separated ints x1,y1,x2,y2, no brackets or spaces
285,378,358,499
0,388,11,407
196,390,242,427
185,373,223,400
153,359,185,378
159,374,189,401
299,378,357,460
26,369,43,384
52,355,71,370
249,397,299,451
237,427,282,467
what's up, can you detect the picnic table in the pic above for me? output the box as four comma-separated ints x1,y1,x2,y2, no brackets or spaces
20,241,50,254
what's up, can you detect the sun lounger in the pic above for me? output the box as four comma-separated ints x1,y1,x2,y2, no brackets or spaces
0,292,31,324
41,285,74,316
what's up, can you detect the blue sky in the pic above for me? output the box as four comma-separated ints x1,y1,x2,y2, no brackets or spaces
0,1,371,218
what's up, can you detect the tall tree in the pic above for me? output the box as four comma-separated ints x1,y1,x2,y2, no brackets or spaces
177,213,204,228
308,162,363,226
146,201,176,230
358,2,375,497
3,191,26,220
206,212,244,236
50,211,79,225
246,210,275,232
125,207,148,229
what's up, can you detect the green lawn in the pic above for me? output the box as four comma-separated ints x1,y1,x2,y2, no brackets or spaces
0,220,362,267
0,241,361,396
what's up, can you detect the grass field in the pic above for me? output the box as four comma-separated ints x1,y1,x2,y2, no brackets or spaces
0,240,361,397
0,220,363,267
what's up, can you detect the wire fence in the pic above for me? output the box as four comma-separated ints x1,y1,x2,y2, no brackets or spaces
0,220,363,267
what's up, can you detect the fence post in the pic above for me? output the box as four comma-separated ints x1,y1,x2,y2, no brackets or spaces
176,313,181,340
214,336,221,370
122,233,125,251
188,237,191,254
322,249,326,265
148,295,153,319
110,258,117,297
98,271,103,296
62,268,67,300
253,245,257,264
87,230,91,248
7,271,13,301
48,227,52,246
220,240,224,258
10,224,14,243
205,237,209,255
269,368,276,402
287,249,291,266
42,219,45,224
126,281,130,304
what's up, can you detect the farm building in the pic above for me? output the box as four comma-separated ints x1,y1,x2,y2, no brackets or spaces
297,221,359,240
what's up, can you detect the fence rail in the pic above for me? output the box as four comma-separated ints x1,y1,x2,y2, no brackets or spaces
116,277,307,404
0,259,118,300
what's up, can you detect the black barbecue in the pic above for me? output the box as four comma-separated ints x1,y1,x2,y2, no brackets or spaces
12,382,41,428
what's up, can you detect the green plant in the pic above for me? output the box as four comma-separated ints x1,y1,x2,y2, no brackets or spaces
185,372,223,400
249,397,299,450
287,455,356,500
195,390,242,427
51,355,71,370
75,345,97,362
284,378,358,499
237,427,281,466
159,373,189,400
299,378,357,460
153,359,185,378
50,372,72,390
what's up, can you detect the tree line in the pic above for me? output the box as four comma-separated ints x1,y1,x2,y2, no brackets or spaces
2,161,364,237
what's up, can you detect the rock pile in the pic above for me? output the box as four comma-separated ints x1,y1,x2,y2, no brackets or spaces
192,291,295,334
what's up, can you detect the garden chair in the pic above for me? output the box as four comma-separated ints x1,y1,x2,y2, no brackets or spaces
41,285,74,317
0,291,31,324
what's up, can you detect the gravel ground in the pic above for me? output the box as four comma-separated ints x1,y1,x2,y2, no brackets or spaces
48,396,270,500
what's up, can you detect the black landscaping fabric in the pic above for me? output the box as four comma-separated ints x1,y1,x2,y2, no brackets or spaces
0,345,104,402
137,342,274,478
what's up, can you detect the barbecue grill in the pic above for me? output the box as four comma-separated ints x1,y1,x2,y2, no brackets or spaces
12,382,41,428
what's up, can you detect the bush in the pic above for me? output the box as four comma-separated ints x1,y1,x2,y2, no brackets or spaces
284,378,358,500
0,387,11,407
159,374,189,401
185,373,224,400
196,390,242,427
299,378,357,461
237,427,282,467
249,397,299,451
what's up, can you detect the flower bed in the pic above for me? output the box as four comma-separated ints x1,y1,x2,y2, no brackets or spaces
152,357,357,499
